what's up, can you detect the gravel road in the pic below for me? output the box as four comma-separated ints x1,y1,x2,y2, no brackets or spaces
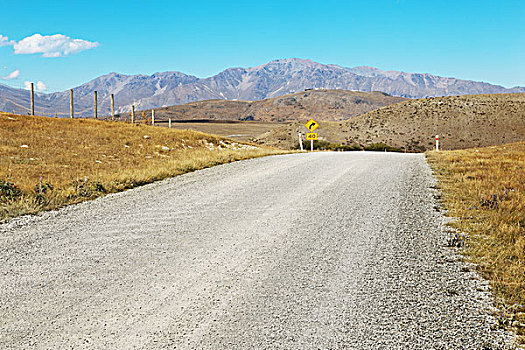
0,152,516,349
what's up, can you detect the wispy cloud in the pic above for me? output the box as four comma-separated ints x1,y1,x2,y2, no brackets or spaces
0,35,14,47
13,34,99,57
36,81,47,91
24,80,47,91
2,69,20,80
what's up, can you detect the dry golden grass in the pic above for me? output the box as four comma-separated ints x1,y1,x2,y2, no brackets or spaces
0,112,286,221
155,120,281,142
427,142,525,341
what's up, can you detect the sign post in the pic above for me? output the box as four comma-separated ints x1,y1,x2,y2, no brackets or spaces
306,133,318,151
304,119,319,152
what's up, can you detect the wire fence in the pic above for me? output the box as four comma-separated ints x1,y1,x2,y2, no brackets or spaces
0,82,150,122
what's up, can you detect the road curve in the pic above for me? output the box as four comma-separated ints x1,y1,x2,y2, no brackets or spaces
0,152,515,349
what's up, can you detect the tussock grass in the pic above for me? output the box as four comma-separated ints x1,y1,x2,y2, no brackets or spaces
0,112,286,221
427,142,525,341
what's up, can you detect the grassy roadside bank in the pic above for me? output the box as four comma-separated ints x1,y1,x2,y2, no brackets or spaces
0,112,287,222
426,142,525,342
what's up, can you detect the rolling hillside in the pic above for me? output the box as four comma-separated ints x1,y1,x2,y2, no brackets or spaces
0,112,284,221
256,93,525,151
149,90,407,123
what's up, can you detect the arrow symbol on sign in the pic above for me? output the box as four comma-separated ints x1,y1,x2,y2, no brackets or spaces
309,122,316,131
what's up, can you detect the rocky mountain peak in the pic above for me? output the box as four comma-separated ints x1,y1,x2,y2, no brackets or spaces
1,58,524,117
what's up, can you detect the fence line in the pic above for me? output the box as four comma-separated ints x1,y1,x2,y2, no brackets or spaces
0,83,158,125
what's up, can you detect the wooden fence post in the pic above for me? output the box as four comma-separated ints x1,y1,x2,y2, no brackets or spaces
30,83,34,116
111,94,115,120
70,89,74,118
152,109,155,126
94,91,98,119
131,105,135,124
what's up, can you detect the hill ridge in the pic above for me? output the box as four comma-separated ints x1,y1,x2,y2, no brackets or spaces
147,89,407,123
256,92,525,151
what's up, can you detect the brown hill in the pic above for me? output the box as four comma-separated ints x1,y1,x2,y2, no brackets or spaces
256,93,525,151
149,90,406,123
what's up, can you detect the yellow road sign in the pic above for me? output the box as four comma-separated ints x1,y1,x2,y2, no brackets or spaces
305,119,319,132
306,133,318,140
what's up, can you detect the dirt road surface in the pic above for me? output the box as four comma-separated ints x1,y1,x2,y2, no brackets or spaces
0,153,515,349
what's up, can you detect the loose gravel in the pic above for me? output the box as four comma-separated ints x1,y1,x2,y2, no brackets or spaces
0,152,517,349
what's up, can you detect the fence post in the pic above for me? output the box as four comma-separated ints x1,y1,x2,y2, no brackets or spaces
94,91,98,119
298,132,304,151
131,105,135,124
152,109,155,126
436,135,439,152
30,82,34,116
168,118,172,128
111,94,115,120
70,89,74,118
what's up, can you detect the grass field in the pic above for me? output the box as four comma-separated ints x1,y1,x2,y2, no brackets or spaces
155,120,282,142
427,142,525,341
0,112,286,221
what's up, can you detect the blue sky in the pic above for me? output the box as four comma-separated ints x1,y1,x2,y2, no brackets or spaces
0,0,524,92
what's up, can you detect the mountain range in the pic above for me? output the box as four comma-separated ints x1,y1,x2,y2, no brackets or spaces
1,58,524,117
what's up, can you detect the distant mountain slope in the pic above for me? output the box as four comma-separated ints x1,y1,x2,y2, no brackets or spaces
150,90,407,122
1,58,524,117
256,93,525,151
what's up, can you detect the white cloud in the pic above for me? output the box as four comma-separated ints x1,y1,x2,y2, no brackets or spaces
36,81,46,91
0,35,14,47
13,34,99,57
24,81,47,91
2,69,20,80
